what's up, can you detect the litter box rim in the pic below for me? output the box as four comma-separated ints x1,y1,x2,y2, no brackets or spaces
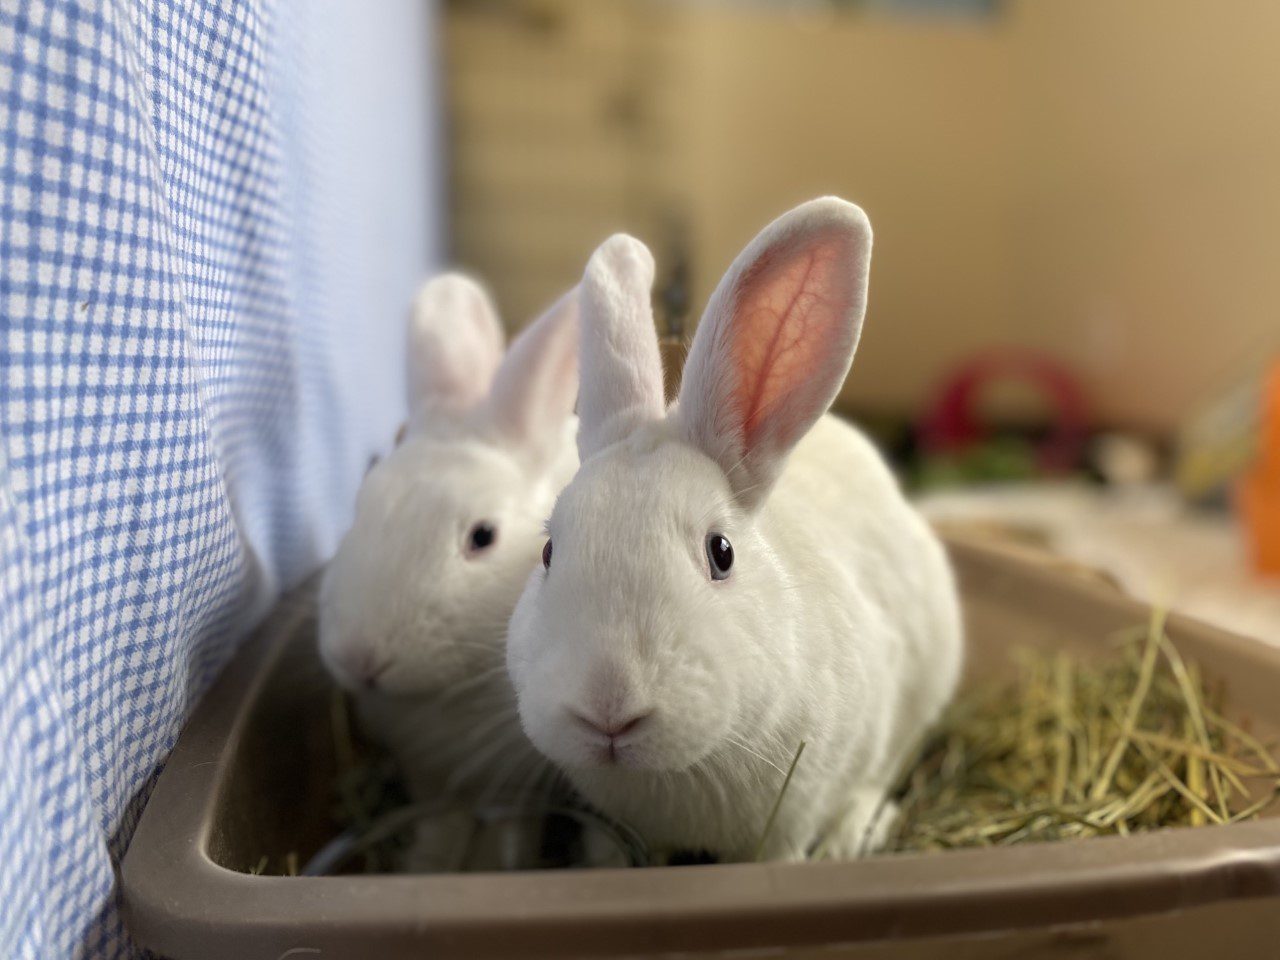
121,533,1280,959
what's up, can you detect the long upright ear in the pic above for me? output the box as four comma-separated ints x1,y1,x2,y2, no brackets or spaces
406,273,505,414
486,288,579,462
678,197,872,510
576,234,666,460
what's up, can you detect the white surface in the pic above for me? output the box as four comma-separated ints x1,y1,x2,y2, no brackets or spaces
920,482,1280,646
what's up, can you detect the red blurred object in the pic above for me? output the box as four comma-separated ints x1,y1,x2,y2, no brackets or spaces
1239,360,1280,576
918,349,1090,473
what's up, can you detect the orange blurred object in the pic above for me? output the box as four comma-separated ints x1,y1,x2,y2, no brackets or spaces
1240,360,1280,576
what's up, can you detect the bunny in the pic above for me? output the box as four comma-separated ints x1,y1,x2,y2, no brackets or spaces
505,198,963,862
319,273,578,815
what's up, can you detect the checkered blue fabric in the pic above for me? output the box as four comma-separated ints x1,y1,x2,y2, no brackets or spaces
0,1,439,955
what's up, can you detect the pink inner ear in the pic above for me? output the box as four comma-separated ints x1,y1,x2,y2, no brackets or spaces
730,229,854,452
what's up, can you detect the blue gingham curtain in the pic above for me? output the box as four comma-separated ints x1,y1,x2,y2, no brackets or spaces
0,1,440,955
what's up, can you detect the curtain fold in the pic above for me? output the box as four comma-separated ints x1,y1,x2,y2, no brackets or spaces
0,1,439,955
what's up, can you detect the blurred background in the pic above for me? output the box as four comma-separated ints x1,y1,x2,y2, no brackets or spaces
435,0,1280,633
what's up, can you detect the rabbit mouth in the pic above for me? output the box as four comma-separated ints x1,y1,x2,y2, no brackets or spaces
586,742,629,767
576,731,646,769
573,732,712,774
562,707,657,769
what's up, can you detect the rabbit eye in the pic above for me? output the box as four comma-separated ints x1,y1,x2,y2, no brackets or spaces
467,522,497,553
542,538,553,570
706,533,733,580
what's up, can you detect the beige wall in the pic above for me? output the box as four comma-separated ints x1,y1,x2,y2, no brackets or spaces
445,0,1280,432
673,9,1019,419
1008,0,1280,429
678,0,1280,430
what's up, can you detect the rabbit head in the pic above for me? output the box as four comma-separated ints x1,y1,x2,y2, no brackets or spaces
507,198,872,778
321,274,579,696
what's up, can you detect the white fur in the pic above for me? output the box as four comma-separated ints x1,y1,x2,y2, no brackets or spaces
506,199,963,861
575,236,665,458
406,273,505,416
320,275,579,808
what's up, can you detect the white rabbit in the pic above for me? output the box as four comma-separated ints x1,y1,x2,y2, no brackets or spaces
505,198,963,862
320,273,578,813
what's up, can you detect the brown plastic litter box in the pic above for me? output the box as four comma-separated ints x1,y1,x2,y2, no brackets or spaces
121,533,1280,959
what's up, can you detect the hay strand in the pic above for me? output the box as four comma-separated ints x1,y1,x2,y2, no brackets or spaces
887,611,1280,853
754,741,806,862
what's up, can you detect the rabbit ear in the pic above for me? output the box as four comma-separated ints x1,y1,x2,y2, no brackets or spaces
406,273,505,413
678,197,872,510
485,288,579,461
576,234,666,460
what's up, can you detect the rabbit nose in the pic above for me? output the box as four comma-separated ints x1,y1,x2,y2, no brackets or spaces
570,708,652,741
332,646,391,689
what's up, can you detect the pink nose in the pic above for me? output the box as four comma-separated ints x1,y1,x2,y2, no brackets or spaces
570,709,652,741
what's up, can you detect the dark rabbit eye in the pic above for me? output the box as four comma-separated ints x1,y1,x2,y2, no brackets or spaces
706,533,733,580
468,522,497,553
542,538,553,570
